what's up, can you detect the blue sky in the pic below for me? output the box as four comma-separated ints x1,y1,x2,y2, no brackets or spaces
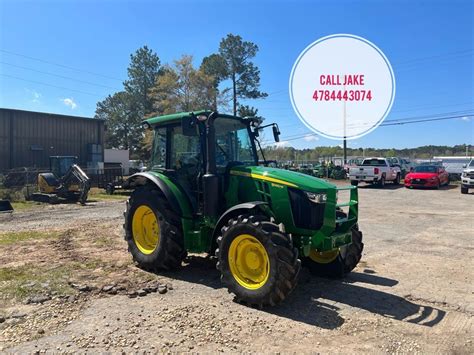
0,0,472,149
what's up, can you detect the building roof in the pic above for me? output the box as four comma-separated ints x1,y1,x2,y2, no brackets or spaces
143,110,239,127
0,107,103,122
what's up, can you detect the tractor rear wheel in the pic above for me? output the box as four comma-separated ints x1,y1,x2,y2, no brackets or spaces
216,214,300,307
303,212,363,278
124,187,186,271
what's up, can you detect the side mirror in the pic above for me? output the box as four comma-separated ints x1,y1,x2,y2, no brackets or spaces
182,115,197,136
272,124,280,142
463,164,467,168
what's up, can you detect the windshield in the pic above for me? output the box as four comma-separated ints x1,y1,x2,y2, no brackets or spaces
470,160,474,168
362,159,386,166
214,117,256,167
414,166,437,173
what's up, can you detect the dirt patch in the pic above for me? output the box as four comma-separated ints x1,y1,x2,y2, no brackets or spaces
1,185,473,353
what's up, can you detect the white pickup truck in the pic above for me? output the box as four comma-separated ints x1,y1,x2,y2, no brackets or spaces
461,159,474,194
349,158,402,187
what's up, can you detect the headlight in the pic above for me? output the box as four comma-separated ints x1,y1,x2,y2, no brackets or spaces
305,191,327,203
430,176,437,180
462,172,468,177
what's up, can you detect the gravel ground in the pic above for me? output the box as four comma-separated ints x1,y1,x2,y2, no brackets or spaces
1,183,473,353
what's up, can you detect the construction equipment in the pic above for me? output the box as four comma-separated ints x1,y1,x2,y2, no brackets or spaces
31,156,91,205
123,111,363,307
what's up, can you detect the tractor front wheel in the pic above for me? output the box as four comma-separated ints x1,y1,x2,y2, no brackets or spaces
124,187,186,271
303,214,363,278
216,214,300,307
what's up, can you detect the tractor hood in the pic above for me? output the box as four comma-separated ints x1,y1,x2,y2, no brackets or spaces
230,165,336,191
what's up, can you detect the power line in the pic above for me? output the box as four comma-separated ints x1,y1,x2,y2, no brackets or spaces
0,49,123,82
262,112,474,145
0,61,122,91
0,73,105,97
393,49,473,67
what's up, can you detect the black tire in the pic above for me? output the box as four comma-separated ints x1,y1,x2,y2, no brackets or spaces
124,186,186,271
393,173,400,185
216,214,300,307
350,180,359,187
378,175,386,187
435,179,440,189
105,183,115,195
303,212,363,278
461,186,468,194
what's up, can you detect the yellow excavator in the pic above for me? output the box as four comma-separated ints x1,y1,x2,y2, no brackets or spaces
31,156,91,205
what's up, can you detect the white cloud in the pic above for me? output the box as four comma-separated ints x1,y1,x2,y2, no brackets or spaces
32,91,41,103
62,98,77,109
25,89,41,103
303,134,319,142
461,116,471,122
274,140,291,148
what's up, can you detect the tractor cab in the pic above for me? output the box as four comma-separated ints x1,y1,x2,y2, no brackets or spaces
50,156,78,178
147,112,268,214
123,110,363,307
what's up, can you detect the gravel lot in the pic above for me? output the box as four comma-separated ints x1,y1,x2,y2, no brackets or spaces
1,183,473,353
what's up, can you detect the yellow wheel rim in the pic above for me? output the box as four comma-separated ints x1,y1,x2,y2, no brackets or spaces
309,249,339,264
228,234,270,290
132,205,160,255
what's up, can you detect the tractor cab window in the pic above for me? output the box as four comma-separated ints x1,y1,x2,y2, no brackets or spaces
169,126,202,173
50,156,76,177
214,118,255,168
151,127,167,169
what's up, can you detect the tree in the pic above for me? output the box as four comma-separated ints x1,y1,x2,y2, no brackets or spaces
200,54,228,111
218,34,267,115
123,45,161,115
95,91,142,151
238,105,259,118
150,55,215,114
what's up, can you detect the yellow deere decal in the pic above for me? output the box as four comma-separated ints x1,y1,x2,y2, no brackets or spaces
231,171,297,188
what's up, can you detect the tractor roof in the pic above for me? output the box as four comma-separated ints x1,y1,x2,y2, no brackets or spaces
144,110,240,127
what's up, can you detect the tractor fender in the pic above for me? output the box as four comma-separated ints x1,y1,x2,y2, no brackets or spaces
123,172,183,217
211,201,275,245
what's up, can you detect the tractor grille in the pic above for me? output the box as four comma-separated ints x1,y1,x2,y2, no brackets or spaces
288,188,325,230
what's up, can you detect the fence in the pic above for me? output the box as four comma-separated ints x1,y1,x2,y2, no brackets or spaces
0,166,125,200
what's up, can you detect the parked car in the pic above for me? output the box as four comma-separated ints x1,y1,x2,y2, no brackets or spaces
349,158,401,187
461,160,474,194
404,165,449,189
388,157,414,178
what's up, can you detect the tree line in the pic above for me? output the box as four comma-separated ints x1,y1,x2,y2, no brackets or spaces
262,144,473,161
95,34,267,158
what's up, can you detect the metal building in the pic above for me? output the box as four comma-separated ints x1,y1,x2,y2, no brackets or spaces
0,108,105,171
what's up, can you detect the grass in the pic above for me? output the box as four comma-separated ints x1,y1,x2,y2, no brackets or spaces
88,187,129,201
10,200,42,211
0,264,75,301
0,231,60,245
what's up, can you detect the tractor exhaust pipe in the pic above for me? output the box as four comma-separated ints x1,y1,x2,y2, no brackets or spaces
203,112,219,218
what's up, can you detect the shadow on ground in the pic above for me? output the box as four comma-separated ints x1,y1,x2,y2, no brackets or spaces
163,255,446,329
357,183,404,190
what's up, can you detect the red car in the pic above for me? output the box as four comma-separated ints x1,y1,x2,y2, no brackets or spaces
405,165,449,189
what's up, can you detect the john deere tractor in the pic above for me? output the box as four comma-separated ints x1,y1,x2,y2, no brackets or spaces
123,111,363,307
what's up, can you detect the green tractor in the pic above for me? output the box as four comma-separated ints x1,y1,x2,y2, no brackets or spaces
123,111,363,307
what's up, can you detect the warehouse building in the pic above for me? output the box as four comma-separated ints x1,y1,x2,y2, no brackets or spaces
0,108,105,171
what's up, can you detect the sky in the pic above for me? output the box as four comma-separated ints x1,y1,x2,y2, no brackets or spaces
0,0,472,149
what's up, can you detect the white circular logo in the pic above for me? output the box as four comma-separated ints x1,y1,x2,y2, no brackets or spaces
289,34,396,140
